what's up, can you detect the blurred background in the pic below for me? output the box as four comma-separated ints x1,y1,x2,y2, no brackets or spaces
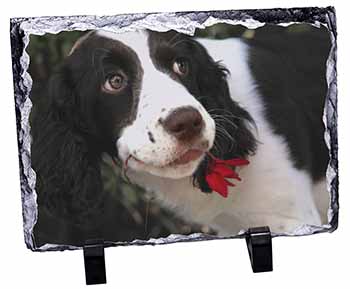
27,23,329,243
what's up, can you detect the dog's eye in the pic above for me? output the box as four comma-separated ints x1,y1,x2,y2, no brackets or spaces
172,58,189,76
103,73,126,93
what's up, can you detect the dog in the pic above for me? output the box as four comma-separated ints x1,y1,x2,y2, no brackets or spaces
30,27,330,246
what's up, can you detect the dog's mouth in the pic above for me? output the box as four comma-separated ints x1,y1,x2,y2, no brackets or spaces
118,138,213,179
167,149,205,166
130,149,205,168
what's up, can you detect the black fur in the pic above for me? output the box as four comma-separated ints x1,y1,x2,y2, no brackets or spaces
247,25,330,181
30,33,142,245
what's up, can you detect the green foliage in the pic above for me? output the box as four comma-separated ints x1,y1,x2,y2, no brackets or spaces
27,31,85,81
195,23,246,39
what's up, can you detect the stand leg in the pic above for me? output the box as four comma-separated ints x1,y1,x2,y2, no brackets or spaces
245,226,273,273
83,239,107,285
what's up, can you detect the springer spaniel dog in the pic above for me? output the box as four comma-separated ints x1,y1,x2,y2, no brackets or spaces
30,27,330,246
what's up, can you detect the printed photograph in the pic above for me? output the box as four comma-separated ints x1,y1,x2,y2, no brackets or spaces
27,23,331,247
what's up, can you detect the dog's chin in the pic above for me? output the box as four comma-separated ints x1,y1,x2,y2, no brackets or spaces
127,150,206,179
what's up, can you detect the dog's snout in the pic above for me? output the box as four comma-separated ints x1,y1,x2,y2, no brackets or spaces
162,106,204,142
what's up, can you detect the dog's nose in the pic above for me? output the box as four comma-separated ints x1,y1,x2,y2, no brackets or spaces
162,106,204,142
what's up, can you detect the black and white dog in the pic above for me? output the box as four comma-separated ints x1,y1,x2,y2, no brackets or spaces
31,28,330,245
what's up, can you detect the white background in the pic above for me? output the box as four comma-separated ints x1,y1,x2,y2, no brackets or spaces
1,0,349,288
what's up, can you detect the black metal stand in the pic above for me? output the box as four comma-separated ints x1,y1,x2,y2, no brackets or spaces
245,226,273,273
83,239,107,285
81,227,272,284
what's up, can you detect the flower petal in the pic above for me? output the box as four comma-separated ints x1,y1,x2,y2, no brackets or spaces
225,170,240,180
205,172,228,198
224,178,236,187
212,163,236,177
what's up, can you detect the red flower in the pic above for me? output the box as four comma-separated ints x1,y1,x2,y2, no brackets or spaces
205,154,249,198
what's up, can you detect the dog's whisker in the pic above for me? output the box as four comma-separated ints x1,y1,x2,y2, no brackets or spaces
212,115,238,130
211,113,245,122
214,133,229,151
208,108,237,114
215,125,236,151
208,109,246,121
216,131,235,145
216,128,236,148
216,124,236,140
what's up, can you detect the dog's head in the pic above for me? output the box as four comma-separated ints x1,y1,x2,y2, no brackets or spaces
63,30,256,192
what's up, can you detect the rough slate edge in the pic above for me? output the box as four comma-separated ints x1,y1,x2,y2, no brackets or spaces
9,6,338,252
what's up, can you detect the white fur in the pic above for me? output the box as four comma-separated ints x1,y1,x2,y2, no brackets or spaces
98,30,215,179
98,31,328,235
312,179,329,224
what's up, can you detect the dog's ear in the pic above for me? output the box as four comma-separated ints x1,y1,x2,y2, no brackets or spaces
31,66,105,227
192,52,257,193
47,64,99,136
